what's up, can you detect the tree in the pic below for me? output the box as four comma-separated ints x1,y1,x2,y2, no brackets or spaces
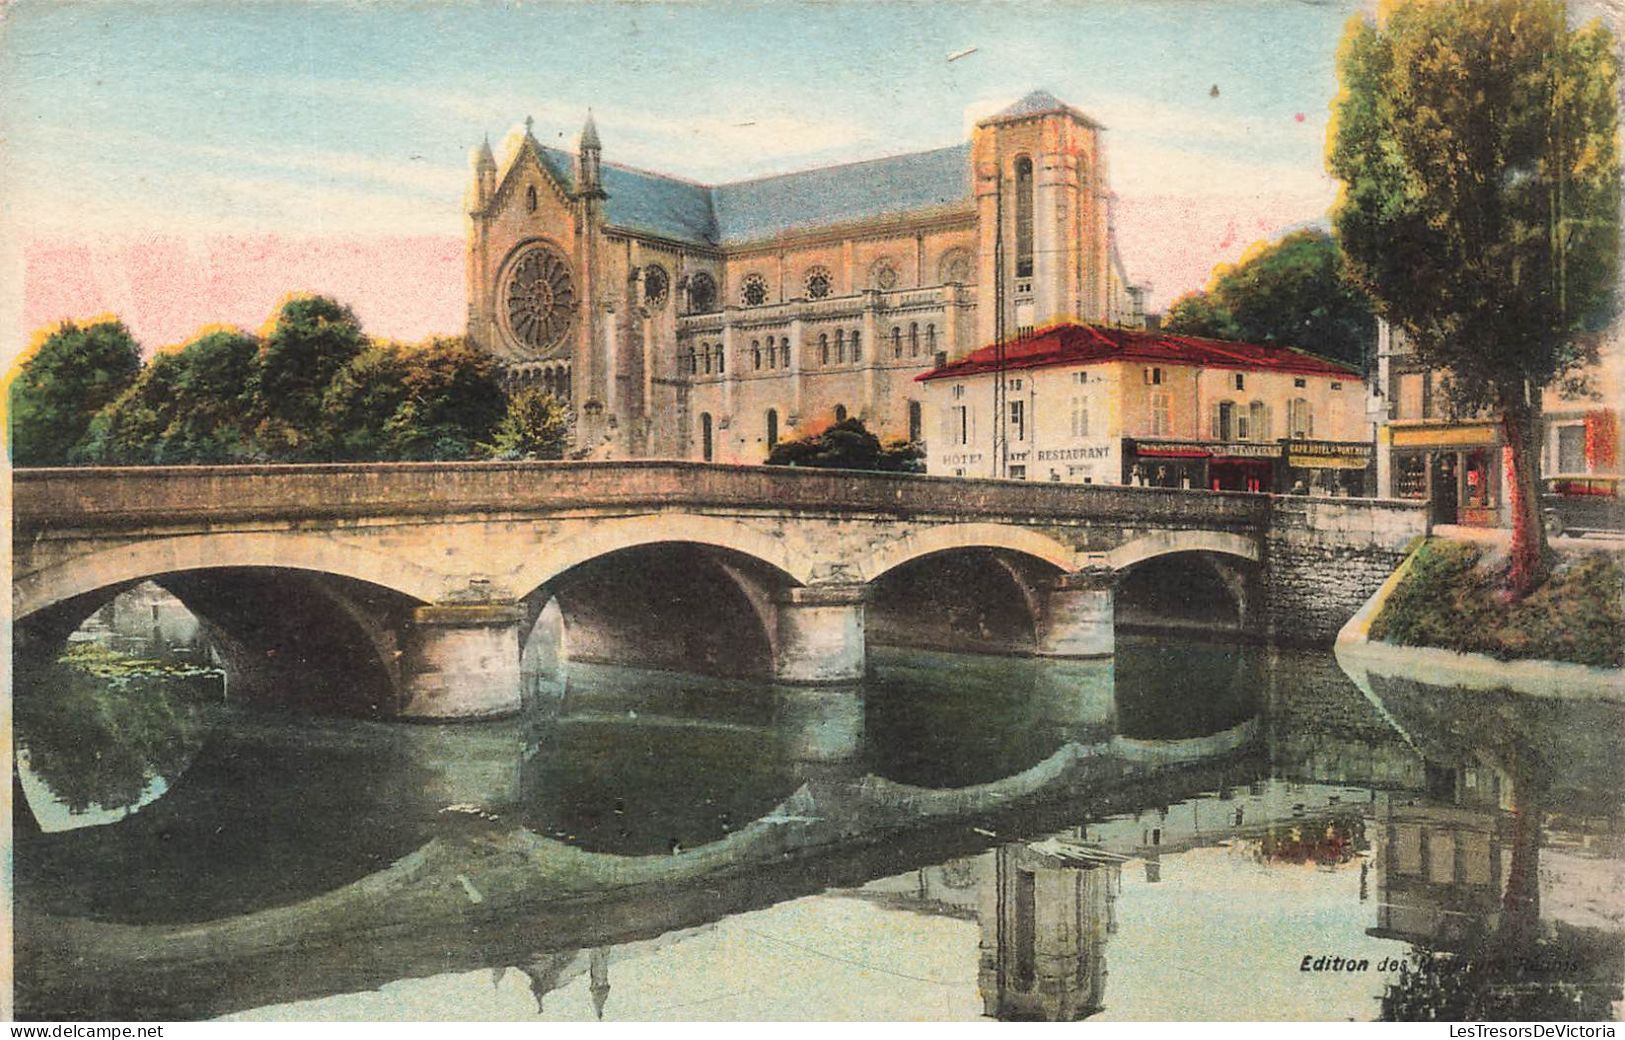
251,295,367,459
380,337,507,460
1163,230,1376,369
321,336,506,461
1163,291,1239,342
1330,0,1620,596
9,319,142,466
78,329,262,465
482,384,571,460
765,418,924,472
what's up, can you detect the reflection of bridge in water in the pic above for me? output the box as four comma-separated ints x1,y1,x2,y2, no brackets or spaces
16,637,1476,1022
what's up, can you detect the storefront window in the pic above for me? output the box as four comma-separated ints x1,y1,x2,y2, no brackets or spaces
1394,452,1428,500
1463,448,1495,509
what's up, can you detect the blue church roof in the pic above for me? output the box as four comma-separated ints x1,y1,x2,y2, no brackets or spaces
710,144,972,243
534,140,973,248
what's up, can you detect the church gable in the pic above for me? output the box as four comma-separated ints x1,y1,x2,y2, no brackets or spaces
489,138,575,222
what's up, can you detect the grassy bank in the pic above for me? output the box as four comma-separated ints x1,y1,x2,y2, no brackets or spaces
1368,539,1625,668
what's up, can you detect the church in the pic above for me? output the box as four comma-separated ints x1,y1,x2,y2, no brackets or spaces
464,90,1145,461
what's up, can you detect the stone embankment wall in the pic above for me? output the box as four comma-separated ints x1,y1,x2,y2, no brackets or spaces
1264,497,1425,646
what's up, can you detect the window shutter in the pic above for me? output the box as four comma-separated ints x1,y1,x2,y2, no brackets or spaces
1210,403,1222,440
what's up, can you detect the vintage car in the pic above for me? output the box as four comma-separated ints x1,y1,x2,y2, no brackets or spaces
1540,475,1625,537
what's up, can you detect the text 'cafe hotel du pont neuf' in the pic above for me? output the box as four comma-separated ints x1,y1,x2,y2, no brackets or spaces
917,322,1372,494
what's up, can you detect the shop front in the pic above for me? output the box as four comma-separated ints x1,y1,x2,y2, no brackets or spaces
1385,423,1504,527
1126,439,1283,492
1284,440,1374,497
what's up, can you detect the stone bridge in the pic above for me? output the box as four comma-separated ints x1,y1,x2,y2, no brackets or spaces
12,461,1424,719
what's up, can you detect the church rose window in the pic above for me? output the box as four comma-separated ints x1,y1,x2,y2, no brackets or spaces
688,272,718,313
870,258,899,291
643,264,670,308
503,242,577,353
804,266,832,300
741,273,769,307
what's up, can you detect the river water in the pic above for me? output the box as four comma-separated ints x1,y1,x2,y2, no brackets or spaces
12,620,1625,1021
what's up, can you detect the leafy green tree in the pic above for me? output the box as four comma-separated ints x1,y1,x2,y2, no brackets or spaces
766,418,924,472
8,319,142,466
1162,291,1239,342
78,330,262,464
1163,230,1375,369
482,384,571,460
320,342,411,461
321,336,505,461
252,295,367,458
1329,0,1620,595
381,337,506,460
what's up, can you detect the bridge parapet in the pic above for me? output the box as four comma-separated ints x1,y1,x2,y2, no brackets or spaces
12,461,1275,530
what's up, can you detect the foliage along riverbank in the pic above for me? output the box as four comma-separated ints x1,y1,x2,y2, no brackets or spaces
1368,539,1625,669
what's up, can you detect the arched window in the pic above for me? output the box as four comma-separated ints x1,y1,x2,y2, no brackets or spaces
820,333,829,365
892,327,902,358
1014,156,1034,279
527,184,539,212
926,324,936,353
850,330,861,363
909,322,919,356
836,329,846,363
714,343,725,374
766,408,779,449
779,337,790,368
752,340,761,370
834,404,848,424
700,412,714,461
702,343,712,374
908,400,922,443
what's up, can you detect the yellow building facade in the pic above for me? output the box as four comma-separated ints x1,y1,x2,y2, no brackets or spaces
463,92,1142,460
920,323,1370,491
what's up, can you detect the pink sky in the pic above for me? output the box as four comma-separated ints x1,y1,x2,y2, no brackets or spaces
20,188,1322,353
23,234,467,351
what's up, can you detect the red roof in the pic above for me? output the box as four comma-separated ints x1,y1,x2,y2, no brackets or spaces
916,323,1361,382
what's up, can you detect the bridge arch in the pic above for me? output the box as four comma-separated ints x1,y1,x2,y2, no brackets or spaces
511,514,810,682
13,530,447,621
1108,531,1262,635
864,524,1075,657
861,523,1076,584
1102,530,1260,571
507,513,813,598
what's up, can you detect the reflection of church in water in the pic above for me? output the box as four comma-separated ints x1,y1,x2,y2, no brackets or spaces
463,90,1143,460
978,842,1120,1021
850,839,1123,1021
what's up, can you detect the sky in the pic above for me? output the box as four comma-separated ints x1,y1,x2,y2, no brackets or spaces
0,0,1388,358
